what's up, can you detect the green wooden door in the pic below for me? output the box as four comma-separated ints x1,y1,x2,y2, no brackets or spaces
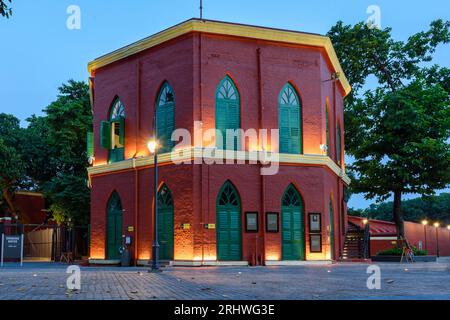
157,185,174,260
106,192,123,260
329,199,334,260
281,185,305,260
217,182,242,261
279,83,302,154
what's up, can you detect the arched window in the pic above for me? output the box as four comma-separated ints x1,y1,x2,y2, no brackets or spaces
279,83,302,154
336,122,342,165
215,76,240,151
100,98,126,163
156,82,175,154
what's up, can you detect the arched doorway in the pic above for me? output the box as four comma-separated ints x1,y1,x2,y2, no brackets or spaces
281,185,305,260
216,181,242,261
157,184,174,261
329,197,334,260
106,191,123,260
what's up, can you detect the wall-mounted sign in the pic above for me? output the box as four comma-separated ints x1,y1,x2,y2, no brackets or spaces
181,224,191,230
310,234,322,253
309,213,322,233
245,212,258,232
127,226,134,232
266,212,279,233
204,224,216,230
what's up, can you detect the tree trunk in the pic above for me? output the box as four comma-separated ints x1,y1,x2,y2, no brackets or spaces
2,187,17,218
393,190,405,240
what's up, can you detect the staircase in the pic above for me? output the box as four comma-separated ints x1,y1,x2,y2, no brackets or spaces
341,222,366,261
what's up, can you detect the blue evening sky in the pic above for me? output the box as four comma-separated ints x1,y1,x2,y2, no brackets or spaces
0,0,449,209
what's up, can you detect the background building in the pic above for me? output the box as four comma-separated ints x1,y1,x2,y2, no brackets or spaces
87,19,351,265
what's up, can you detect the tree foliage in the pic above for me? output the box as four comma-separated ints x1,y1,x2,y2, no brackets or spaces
0,114,25,218
348,193,450,225
0,0,12,18
0,80,92,225
328,20,450,237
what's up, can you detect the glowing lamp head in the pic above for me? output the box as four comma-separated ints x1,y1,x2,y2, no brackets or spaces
447,225,450,230
363,219,369,225
147,140,158,154
434,222,440,228
422,220,428,226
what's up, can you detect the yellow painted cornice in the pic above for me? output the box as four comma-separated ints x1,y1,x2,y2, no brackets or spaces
87,148,351,185
88,19,351,96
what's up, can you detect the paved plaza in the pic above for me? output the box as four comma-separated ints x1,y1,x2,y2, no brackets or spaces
0,259,449,300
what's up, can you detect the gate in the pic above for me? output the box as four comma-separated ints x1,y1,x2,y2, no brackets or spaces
0,223,88,261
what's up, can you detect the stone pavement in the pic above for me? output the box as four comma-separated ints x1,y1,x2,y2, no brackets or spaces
0,259,449,300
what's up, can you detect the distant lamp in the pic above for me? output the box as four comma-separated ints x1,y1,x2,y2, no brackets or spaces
434,222,440,228
363,219,369,225
422,220,428,226
447,225,450,230
147,140,158,154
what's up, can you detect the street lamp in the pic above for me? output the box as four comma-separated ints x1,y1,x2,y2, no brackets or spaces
434,222,440,258
422,220,428,252
148,112,160,272
147,138,160,271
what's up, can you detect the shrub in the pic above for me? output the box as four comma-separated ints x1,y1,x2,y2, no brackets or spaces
377,246,427,256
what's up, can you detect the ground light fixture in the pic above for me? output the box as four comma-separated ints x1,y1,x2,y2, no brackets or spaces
147,136,160,272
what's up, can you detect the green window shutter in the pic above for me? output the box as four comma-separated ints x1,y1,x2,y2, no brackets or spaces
156,83,175,154
118,116,125,146
279,84,301,154
100,121,111,149
215,77,240,151
337,124,342,165
87,131,94,158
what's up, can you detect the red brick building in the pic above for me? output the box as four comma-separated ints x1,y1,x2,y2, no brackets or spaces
87,19,352,265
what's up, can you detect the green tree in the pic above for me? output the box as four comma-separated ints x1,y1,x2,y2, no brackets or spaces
328,20,450,238
41,80,92,225
353,193,450,224
0,114,25,218
0,0,12,18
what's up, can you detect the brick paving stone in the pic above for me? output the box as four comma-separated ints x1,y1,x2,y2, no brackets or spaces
0,261,449,300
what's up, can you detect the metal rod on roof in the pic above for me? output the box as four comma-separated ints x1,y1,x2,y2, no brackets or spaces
200,0,203,20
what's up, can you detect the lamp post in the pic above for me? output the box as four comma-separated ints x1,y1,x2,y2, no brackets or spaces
421,220,428,252
434,222,440,258
147,113,160,272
